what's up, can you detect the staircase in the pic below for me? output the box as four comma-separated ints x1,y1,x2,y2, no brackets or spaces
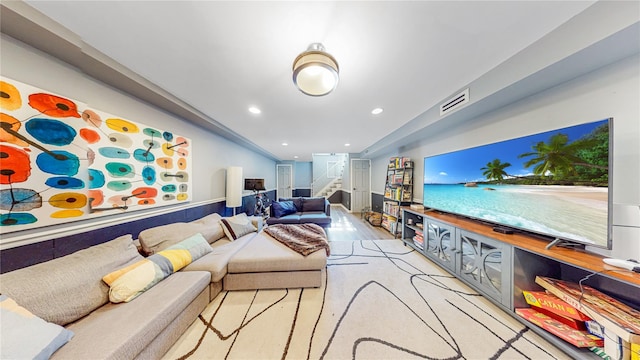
317,177,343,198
311,156,346,198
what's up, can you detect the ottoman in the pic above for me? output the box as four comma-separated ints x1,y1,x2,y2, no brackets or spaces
223,231,327,291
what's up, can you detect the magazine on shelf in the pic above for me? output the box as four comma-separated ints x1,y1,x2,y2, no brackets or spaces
522,290,591,321
535,276,640,343
516,308,603,347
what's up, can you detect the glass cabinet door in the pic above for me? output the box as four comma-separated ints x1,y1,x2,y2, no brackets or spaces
425,220,456,272
457,230,512,307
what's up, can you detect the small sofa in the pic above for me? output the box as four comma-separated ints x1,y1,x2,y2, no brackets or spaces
267,196,331,226
0,212,327,359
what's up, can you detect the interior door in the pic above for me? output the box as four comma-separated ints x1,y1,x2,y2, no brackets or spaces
277,164,293,199
351,159,370,212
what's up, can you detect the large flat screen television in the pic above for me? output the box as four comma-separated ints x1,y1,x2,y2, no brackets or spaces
423,118,611,249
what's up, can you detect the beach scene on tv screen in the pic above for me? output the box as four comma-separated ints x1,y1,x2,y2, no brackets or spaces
423,119,609,247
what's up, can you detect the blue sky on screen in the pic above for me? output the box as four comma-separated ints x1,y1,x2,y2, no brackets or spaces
424,119,608,184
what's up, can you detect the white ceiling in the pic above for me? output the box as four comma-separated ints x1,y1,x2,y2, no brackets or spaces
24,1,596,161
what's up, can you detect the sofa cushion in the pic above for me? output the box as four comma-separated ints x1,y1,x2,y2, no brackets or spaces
182,233,255,282
279,197,303,211
54,271,210,360
302,197,326,212
138,213,225,255
190,213,226,242
267,214,301,224
103,233,213,303
220,213,257,240
272,200,297,218
0,294,74,360
0,234,142,326
228,232,327,273
299,212,331,224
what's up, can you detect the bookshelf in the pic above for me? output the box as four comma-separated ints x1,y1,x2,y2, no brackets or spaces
382,157,413,236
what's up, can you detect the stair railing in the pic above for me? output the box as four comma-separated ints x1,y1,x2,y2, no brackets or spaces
311,159,346,197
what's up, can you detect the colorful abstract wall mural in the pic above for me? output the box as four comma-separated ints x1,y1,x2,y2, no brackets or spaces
0,78,192,234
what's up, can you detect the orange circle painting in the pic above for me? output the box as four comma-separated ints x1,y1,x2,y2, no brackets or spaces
0,144,31,184
0,81,22,110
28,93,81,118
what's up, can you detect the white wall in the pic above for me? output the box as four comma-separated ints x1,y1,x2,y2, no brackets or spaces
371,54,640,259
294,161,312,189
1,34,276,246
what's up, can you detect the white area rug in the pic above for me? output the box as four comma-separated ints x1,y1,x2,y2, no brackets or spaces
163,240,569,359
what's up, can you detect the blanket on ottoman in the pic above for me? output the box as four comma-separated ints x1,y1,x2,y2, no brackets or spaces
264,224,330,256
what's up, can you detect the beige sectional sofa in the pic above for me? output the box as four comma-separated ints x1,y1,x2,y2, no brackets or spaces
138,212,327,298
0,212,327,359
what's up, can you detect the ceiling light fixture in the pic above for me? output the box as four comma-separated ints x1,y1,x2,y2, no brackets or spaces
372,108,383,115
248,106,261,114
282,142,288,146
292,43,339,96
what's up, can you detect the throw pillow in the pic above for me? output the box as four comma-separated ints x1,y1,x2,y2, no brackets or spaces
103,233,212,303
0,294,74,360
272,200,297,218
279,197,303,211
220,213,257,240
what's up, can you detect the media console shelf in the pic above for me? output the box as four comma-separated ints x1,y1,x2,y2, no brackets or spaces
401,207,640,359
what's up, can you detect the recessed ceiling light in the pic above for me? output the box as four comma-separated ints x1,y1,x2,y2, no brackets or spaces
282,142,288,146
294,156,299,159
371,108,383,115
345,143,350,147
248,106,261,114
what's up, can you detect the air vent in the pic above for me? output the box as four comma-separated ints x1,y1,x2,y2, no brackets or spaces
440,88,469,116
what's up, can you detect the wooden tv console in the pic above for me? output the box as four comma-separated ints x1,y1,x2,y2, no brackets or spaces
401,207,640,359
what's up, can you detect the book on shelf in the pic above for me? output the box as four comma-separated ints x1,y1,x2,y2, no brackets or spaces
588,346,612,360
522,290,591,321
535,276,640,344
515,308,604,348
384,188,392,199
383,202,400,217
585,320,606,338
403,172,412,183
533,306,587,330
604,327,632,360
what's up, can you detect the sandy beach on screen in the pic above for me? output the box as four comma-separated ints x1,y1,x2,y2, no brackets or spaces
507,185,608,210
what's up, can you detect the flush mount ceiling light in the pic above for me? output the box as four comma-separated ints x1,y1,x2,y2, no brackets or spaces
292,43,339,96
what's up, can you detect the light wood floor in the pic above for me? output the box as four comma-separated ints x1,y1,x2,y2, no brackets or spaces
325,205,395,241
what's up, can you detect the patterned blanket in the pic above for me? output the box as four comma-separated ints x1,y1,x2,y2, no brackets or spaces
264,223,330,256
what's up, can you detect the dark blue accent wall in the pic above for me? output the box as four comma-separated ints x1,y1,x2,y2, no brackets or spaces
328,190,350,211
371,192,385,213
1,194,262,274
293,188,311,197
341,191,350,210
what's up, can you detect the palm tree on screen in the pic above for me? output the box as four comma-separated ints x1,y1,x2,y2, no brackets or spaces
481,159,512,183
518,133,604,180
